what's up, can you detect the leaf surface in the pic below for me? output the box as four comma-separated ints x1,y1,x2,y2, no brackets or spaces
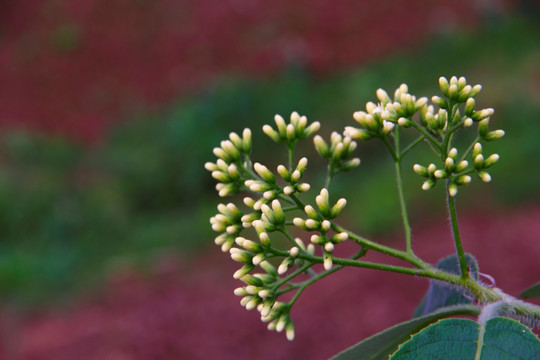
390,317,540,360
330,305,480,360
520,281,540,299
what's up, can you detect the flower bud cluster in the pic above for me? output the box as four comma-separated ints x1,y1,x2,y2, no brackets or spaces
438,76,482,103
210,203,244,252
205,129,252,197
293,188,348,270
345,84,427,140
413,142,500,196
263,111,320,146
231,241,297,340
314,132,360,172
277,157,311,195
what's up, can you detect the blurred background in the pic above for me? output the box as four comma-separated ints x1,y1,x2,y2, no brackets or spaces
0,1,539,359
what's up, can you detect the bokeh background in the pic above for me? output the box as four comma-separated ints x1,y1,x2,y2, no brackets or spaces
0,1,539,359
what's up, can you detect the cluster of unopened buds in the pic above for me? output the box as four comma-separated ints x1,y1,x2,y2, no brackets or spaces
344,76,504,197
206,76,505,340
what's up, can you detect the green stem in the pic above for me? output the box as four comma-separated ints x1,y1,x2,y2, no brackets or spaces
288,145,294,171
410,122,443,150
393,127,413,254
447,181,470,279
332,223,426,268
400,135,426,157
325,162,335,190
461,136,481,162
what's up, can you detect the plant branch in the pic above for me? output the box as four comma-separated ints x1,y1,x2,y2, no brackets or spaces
447,180,470,279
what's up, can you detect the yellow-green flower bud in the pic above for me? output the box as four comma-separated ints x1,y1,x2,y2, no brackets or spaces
242,128,252,153
233,264,255,279
314,135,330,157
271,199,285,224
457,85,472,102
305,219,319,229
413,164,428,177
415,97,428,110
445,157,455,171
472,108,494,122
341,158,361,171
254,162,275,183
262,124,281,142
478,171,491,183
456,175,472,185
437,109,448,129
478,118,489,137
465,98,475,116
473,143,482,157
455,160,469,173
377,88,392,104
304,205,319,219
484,129,505,141
398,117,412,127
434,170,446,179
212,171,230,182
297,183,311,192
463,117,473,127
304,121,321,137
344,126,372,141
474,154,484,169
220,140,241,160
439,76,450,95
447,84,459,100
330,198,347,218
332,232,348,243
277,164,290,181
483,154,500,168
230,248,253,263
293,217,308,230
316,188,330,215
274,114,287,137
259,260,278,276
457,76,467,89
448,183,458,197
310,234,324,245
470,84,482,97
286,123,295,142
422,179,435,190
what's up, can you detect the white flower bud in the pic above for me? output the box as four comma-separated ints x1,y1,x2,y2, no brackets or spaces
289,247,299,258
305,219,319,229
448,183,458,197
286,321,295,341
483,154,500,168
455,160,468,173
382,120,395,134
254,162,275,183
330,198,347,218
463,117,473,127
321,220,331,232
314,135,330,157
478,171,491,183
262,124,281,142
376,88,391,104
297,183,311,192
485,130,505,141
439,76,449,95
323,253,333,270
304,205,319,219
473,143,483,157
413,164,428,177
260,232,270,247
324,242,334,252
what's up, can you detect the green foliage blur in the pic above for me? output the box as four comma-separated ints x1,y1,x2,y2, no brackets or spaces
0,18,539,307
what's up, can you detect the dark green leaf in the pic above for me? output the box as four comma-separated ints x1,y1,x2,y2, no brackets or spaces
390,317,540,360
413,253,479,317
520,282,540,299
330,305,480,360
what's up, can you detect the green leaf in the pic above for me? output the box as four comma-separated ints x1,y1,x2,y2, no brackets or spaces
330,305,480,360
520,282,540,299
390,317,540,360
413,253,479,317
